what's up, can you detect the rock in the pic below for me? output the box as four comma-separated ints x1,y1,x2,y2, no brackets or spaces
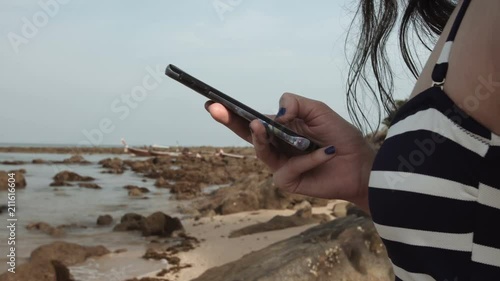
1,161,25,165
78,183,101,189
229,208,330,238
128,188,144,197
332,201,355,218
32,158,47,164
56,223,87,230
347,204,371,218
113,212,184,237
26,222,65,237
99,157,125,174
51,260,75,281
192,215,393,281
96,215,113,226
294,202,313,218
61,155,90,164
142,248,172,260
52,171,94,182
30,241,109,265
176,205,201,217
293,200,312,211
194,176,330,216
113,213,146,232
0,170,27,190
219,190,260,215
125,185,150,197
125,159,153,174
50,181,73,187
154,177,171,188
141,247,193,276
142,212,184,237
0,260,75,281
166,233,200,253
257,178,328,209
171,181,201,200
124,185,150,193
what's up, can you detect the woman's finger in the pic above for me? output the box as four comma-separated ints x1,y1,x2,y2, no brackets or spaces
249,119,284,171
273,145,337,192
274,92,328,124
205,101,253,143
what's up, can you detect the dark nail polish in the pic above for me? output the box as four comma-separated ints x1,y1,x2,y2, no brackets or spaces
324,146,336,155
276,107,286,118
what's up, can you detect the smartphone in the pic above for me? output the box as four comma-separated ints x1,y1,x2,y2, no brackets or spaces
165,64,319,155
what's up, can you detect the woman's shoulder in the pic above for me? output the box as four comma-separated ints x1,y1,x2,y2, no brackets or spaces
444,0,500,135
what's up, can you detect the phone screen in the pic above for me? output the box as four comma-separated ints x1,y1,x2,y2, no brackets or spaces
165,64,319,154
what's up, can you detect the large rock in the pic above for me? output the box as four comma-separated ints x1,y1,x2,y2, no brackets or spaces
229,207,331,238
170,181,201,200
0,260,75,281
96,214,113,226
125,155,270,187
195,176,329,216
99,157,125,174
124,185,150,193
60,155,90,164
141,212,184,237
124,159,153,174
113,212,184,237
0,242,108,281
30,241,110,265
192,215,393,281
154,177,171,188
0,161,25,165
26,222,65,237
51,260,74,281
113,213,146,232
77,183,101,189
0,170,27,190
219,190,260,215
52,171,94,182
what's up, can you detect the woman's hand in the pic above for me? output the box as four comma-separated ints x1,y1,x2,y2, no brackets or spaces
205,93,375,211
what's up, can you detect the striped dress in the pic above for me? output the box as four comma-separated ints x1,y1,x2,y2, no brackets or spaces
369,0,500,280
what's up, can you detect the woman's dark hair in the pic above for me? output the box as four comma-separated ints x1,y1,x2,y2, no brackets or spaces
346,0,457,132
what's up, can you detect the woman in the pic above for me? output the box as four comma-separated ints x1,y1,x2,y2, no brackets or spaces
206,0,500,280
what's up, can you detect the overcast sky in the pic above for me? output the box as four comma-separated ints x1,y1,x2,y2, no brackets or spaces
0,0,419,147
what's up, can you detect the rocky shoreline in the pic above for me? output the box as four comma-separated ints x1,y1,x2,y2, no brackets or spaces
0,146,256,155
0,146,392,281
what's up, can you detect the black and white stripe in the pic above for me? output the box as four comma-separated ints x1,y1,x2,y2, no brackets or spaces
369,0,500,279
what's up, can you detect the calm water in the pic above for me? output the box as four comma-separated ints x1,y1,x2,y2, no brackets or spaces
0,152,184,279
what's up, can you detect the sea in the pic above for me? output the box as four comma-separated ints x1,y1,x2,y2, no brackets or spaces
0,150,185,280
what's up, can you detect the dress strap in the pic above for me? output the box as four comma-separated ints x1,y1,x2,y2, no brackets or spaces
431,0,472,89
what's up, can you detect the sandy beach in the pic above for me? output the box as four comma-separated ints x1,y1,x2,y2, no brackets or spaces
138,202,336,281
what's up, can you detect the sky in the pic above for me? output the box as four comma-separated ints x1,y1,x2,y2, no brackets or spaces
0,0,422,147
